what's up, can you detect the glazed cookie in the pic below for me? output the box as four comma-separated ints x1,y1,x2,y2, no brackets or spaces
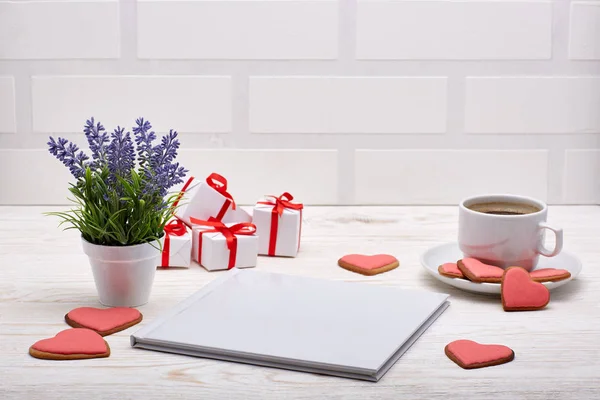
438,263,464,279
65,307,143,336
529,268,571,283
445,339,514,369
29,328,110,360
337,254,399,276
501,267,550,312
457,258,504,283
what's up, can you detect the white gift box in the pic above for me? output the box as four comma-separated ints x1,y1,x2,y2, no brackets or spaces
253,195,303,257
159,221,192,268
173,174,251,226
192,223,258,271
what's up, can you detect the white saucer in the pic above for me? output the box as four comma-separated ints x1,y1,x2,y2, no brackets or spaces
420,242,582,295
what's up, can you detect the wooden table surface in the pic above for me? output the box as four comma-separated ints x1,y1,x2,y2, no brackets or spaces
1,205,599,400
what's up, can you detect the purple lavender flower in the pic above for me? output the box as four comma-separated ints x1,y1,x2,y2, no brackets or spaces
133,118,156,168
164,162,187,189
49,116,186,200
83,117,109,169
150,130,180,168
138,125,187,197
47,137,89,178
106,126,135,183
147,162,187,198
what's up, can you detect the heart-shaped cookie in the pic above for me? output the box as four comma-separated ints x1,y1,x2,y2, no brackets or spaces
337,254,399,276
445,339,514,369
457,258,504,283
65,307,143,336
438,263,464,279
501,267,550,311
29,328,110,360
529,268,571,283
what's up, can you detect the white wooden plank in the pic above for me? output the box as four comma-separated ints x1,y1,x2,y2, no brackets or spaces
0,205,598,399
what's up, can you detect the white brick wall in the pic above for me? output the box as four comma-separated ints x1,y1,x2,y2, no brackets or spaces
356,0,552,60
0,1,119,59
32,76,232,133
0,0,599,205
465,77,600,134
563,150,600,204
355,150,549,204
249,77,447,133
569,1,600,60
0,76,16,133
137,0,338,59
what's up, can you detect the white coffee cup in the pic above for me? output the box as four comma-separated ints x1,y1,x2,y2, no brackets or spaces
458,194,563,271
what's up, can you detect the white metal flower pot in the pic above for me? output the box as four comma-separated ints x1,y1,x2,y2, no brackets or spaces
81,237,160,307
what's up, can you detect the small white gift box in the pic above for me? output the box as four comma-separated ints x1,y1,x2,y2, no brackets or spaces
191,219,258,271
173,173,251,226
253,193,303,257
159,220,192,268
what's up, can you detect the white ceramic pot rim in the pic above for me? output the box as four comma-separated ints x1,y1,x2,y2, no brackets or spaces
81,236,161,263
459,193,547,219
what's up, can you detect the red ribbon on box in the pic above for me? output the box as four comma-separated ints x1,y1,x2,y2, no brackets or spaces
190,217,256,270
257,192,304,256
161,219,188,267
206,173,236,220
172,176,195,209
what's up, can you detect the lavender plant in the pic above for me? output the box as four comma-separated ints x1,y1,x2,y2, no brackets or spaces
47,118,188,246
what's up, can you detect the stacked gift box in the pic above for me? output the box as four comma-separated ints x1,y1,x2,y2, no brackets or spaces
158,172,303,271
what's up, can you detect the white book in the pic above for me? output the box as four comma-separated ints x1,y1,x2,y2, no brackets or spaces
131,269,450,381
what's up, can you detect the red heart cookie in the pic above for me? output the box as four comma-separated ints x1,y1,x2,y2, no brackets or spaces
65,307,143,336
337,254,399,276
438,263,464,279
445,339,514,369
29,328,110,360
457,258,504,283
529,268,571,283
501,267,550,311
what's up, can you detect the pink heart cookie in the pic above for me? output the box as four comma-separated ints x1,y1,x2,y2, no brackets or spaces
501,267,550,311
438,263,464,279
338,254,399,276
445,339,514,369
529,268,571,283
29,328,110,360
65,307,143,336
457,258,504,283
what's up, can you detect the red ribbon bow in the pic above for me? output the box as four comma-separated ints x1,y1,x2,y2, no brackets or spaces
161,219,188,267
164,219,188,236
190,217,256,269
258,193,303,256
206,173,236,211
258,192,304,215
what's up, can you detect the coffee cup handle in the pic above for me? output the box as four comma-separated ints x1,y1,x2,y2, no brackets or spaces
537,222,563,257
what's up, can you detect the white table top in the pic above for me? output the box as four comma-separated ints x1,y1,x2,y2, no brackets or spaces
1,205,599,399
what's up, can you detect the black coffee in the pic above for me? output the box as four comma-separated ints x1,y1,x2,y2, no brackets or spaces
484,210,526,215
467,201,541,216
